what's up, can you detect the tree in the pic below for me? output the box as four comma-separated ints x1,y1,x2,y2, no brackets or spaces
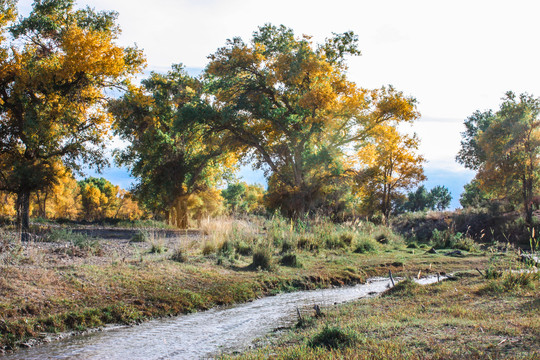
222,182,265,215
31,164,80,219
110,65,236,228
402,185,452,212
355,124,425,219
430,185,452,211
0,0,144,239
78,177,119,220
459,179,490,209
206,24,418,217
457,92,540,223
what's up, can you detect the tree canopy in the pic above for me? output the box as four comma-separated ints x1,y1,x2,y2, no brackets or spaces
110,65,236,228
205,24,419,217
0,0,144,237
457,92,540,223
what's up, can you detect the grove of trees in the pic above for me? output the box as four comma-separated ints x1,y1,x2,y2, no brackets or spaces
2,0,535,234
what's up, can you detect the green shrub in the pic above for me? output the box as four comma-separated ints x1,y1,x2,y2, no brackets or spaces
280,253,301,267
354,237,378,254
430,229,479,252
219,240,234,255
323,234,346,249
130,230,149,243
150,242,165,254
383,279,425,297
308,325,359,349
170,248,185,263
281,239,294,253
480,271,539,294
339,232,355,246
252,247,273,270
235,241,253,256
72,236,102,255
297,235,318,251
202,242,216,255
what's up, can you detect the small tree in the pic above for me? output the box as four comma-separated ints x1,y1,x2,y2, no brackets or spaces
355,124,425,219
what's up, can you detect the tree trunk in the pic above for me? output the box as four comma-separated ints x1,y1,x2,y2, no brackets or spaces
16,190,30,242
175,195,188,229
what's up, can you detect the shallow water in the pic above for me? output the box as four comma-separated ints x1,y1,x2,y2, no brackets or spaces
4,276,442,360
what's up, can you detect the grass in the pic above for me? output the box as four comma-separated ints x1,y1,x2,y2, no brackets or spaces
226,262,539,359
0,215,528,355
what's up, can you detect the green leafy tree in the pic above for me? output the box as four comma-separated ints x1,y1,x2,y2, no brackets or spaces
206,24,418,217
0,0,144,239
457,92,540,223
222,182,265,215
459,179,490,208
402,185,452,212
78,177,119,221
110,65,236,228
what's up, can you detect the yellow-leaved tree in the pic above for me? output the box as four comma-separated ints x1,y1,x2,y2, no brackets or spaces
206,25,419,217
355,124,425,219
0,0,144,239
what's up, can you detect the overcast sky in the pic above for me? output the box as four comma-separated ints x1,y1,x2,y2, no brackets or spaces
17,0,540,207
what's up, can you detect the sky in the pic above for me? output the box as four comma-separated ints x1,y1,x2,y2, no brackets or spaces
17,0,540,208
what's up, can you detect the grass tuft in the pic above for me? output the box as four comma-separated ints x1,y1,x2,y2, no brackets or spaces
308,325,359,349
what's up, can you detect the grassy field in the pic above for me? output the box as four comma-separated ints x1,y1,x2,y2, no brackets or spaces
0,216,536,357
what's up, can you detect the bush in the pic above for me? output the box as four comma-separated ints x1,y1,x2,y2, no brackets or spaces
339,232,355,246
280,253,301,267
430,229,479,252
170,248,185,263
297,235,318,251
235,241,253,256
130,230,149,243
383,279,425,297
252,247,273,270
480,271,539,294
323,234,346,249
72,236,102,256
308,325,359,349
354,237,378,254
219,240,234,256
201,242,215,256
150,242,165,254
281,239,294,253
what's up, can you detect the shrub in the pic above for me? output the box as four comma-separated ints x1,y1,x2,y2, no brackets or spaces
383,279,425,297
430,229,479,252
235,241,253,256
297,235,318,251
252,247,273,270
339,232,355,246
150,242,165,254
280,253,301,267
323,234,346,249
480,271,539,294
354,237,378,254
170,248,185,263
72,236,102,256
219,240,234,256
201,242,216,256
308,325,359,349
130,230,149,243
281,239,294,253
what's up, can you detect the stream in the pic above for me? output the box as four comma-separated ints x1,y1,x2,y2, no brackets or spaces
3,275,443,360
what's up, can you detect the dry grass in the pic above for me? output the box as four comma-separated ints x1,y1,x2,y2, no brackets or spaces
0,216,521,353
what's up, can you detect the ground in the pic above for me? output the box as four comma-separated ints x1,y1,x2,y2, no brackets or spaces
0,217,537,359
